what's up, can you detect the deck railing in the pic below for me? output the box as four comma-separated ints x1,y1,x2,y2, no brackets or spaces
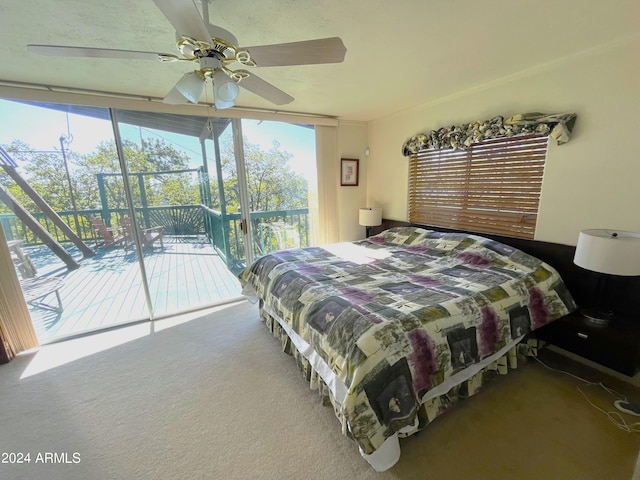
1,205,309,272
203,207,309,272
0,205,205,244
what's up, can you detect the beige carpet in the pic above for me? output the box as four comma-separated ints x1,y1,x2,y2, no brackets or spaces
1,300,638,480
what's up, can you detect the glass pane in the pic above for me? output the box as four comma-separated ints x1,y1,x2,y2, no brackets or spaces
0,99,148,342
206,121,247,275
1,99,316,339
242,119,316,259
113,110,243,318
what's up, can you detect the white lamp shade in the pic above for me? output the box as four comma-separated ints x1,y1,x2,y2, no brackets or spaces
359,207,382,227
213,70,239,108
162,86,191,105
214,98,236,110
175,71,205,104
573,229,640,276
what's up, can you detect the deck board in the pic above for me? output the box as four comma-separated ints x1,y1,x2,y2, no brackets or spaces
23,238,243,343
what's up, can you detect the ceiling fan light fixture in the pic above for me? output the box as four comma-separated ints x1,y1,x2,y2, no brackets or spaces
163,86,191,105
175,71,205,103
214,97,235,110
212,70,239,105
27,0,347,109
216,80,240,102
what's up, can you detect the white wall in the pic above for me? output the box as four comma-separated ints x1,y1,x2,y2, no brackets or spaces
336,121,368,241
364,34,640,246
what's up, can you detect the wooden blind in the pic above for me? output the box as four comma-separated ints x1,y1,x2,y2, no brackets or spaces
408,134,549,239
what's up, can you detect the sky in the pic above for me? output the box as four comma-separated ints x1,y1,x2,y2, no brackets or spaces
0,99,317,183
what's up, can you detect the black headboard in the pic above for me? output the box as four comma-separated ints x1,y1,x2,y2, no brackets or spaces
370,219,640,318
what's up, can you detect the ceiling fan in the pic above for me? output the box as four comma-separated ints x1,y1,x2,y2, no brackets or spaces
27,0,347,110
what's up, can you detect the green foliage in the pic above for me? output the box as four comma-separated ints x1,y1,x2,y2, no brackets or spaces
78,138,197,210
0,138,199,214
0,140,72,212
213,133,308,213
1,131,309,225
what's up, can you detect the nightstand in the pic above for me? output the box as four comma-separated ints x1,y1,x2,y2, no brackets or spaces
535,311,640,377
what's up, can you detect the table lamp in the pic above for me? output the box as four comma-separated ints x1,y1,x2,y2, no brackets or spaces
573,229,640,325
359,207,382,238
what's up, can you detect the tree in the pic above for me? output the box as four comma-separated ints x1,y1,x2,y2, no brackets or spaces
1,136,203,223
77,138,199,210
1,131,309,253
208,133,311,256
214,134,308,213
0,140,74,213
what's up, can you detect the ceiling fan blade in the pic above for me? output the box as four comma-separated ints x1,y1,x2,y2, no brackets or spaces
27,44,180,62
242,37,346,67
153,0,211,43
237,73,294,105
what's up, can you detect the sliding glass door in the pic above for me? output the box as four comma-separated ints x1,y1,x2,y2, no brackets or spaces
199,117,317,271
0,100,149,341
111,109,244,319
1,97,318,340
221,118,317,267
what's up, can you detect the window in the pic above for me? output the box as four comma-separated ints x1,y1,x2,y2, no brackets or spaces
408,134,548,239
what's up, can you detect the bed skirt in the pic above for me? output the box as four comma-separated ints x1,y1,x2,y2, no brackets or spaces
258,302,540,471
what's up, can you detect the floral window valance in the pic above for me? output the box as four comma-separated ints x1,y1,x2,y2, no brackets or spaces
401,112,577,156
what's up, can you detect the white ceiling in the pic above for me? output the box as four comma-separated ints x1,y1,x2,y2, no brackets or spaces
1,0,638,122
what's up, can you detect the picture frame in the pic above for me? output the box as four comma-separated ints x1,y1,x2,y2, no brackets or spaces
340,158,359,186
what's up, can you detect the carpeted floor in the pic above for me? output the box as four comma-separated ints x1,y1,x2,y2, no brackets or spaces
1,300,638,480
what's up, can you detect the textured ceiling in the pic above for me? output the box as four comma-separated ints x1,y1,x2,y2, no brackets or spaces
0,0,638,121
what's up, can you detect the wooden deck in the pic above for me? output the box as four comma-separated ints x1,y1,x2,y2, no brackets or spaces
21,238,243,343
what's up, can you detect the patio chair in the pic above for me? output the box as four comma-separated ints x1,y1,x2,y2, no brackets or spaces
91,217,126,249
19,275,65,313
8,240,37,278
121,216,164,250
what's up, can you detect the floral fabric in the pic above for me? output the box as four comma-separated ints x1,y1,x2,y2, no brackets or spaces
401,112,577,156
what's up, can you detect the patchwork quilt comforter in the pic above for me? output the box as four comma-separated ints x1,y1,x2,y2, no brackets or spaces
239,227,576,465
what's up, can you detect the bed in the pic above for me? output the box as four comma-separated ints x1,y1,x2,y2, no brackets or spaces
239,226,577,470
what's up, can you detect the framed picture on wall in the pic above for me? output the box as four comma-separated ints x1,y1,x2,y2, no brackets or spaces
340,158,359,186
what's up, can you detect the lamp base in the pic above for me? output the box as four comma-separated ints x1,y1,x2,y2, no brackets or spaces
580,307,612,327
